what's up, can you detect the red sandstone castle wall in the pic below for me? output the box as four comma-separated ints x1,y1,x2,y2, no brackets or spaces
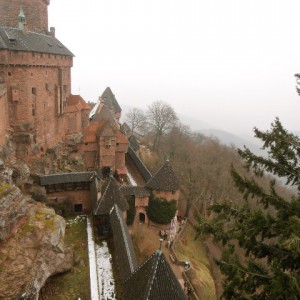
0,84,8,146
0,0,49,33
47,190,92,214
0,50,72,154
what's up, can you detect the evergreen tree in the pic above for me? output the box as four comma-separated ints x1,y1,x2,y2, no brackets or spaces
196,118,300,299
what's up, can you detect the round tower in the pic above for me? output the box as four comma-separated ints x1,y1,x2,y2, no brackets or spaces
0,0,50,34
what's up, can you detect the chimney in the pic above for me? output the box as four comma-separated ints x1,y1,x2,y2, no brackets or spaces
50,27,55,38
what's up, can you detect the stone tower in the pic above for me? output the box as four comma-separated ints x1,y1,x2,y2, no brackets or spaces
0,0,50,33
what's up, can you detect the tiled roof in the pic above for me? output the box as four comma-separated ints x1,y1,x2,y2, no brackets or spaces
110,204,138,282
120,186,150,197
116,131,128,144
0,27,74,56
64,95,91,113
124,250,187,300
40,172,96,185
82,122,99,143
128,135,140,151
101,87,122,113
146,160,180,191
94,177,129,215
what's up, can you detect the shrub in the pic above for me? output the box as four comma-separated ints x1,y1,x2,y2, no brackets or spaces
147,195,177,224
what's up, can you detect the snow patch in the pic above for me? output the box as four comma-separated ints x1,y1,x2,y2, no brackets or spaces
127,170,138,186
87,216,116,300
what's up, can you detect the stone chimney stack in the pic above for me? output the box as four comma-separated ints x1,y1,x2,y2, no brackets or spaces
50,26,55,38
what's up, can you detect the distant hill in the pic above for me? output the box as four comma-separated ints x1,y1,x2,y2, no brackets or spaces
197,128,265,156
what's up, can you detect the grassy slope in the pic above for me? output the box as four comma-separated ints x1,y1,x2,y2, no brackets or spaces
174,223,217,300
39,216,90,300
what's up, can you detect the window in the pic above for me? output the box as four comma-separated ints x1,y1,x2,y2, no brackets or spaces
32,87,36,95
105,138,112,149
8,72,12,77
74,204,83,213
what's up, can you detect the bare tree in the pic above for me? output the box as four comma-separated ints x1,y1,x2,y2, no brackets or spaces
146,101,178,151
124,108,146,135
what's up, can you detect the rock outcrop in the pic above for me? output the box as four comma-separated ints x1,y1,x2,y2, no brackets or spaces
0,182,74,299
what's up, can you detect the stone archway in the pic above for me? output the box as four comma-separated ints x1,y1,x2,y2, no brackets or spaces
139,212,145,223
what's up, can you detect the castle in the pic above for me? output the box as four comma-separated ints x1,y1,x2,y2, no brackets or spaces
0,0,128,176
0,1,187,298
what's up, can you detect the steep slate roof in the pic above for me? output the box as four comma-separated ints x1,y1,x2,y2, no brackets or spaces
109,204,138,282
127,146,152,182
120,186,150,197
90,101,119,129
124,250,187,300
40,172,97,185
94,177,129,215
121,122,131,136
146,160,180,191
101,87,122,113
128,135,140,151
0,27,74,56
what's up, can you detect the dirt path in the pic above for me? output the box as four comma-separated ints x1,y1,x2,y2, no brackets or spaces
130,222,186,289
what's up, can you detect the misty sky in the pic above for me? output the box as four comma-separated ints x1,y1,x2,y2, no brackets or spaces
49,0,300,136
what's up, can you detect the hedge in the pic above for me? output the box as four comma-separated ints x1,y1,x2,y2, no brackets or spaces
147,195,177,225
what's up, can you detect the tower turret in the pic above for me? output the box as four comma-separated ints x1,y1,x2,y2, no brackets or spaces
0,0,50,34
18,8,26,30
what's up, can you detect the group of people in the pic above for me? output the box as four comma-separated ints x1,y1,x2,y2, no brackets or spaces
159,229,168,240
184,281,192,298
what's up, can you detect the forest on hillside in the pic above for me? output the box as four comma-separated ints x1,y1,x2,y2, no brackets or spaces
125,102,300,299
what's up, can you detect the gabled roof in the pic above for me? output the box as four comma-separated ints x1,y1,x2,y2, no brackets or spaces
0,27,74,56
101,87,122,113
90,101,119,130
146,160,180,191
40,172,97,185
128,135,140,151
94,177,129,215
64,95,91,113
116,131,129,144
124,250,187,300
83,103,120,143
110,204,138,282
120,186,150,197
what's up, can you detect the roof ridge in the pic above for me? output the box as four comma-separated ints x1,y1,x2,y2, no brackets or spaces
145,251,162,299
94,177,112,213
112,204,136,273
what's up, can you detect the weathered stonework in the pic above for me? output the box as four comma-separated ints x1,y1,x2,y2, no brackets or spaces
0,82,8,146
0,0,50,34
